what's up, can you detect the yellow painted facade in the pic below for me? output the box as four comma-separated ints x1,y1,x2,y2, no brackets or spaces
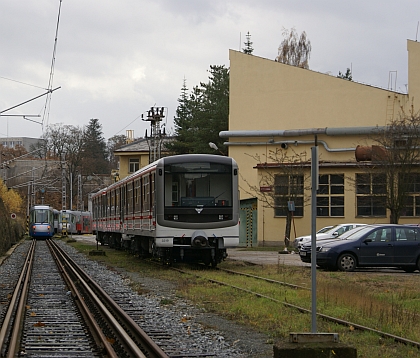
225,40,420,246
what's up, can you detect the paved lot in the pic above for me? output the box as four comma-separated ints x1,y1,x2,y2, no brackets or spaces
226,248,311,267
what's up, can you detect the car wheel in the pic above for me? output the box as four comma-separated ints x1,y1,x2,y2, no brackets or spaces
417,257,420,271
402,266,416,273
337,253,356,272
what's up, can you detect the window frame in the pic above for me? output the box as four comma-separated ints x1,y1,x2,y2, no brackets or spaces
356,173,387,217
273,174,304,217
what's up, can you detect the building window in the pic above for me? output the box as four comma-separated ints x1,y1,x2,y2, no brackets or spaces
317,174,344,217
274,175,304,217
401,173,420,217
356,173,387,216
129,158,139,173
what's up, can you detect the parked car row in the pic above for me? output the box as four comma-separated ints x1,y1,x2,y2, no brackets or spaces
298,224,420,273
293,223,366,249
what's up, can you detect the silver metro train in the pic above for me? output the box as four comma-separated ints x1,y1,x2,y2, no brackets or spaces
91,154,239,266
58,210,92,235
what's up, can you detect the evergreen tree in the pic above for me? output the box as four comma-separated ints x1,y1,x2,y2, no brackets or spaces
168,67,229,155
337,68,353,81
242,32,254,54
166,79,197,154
81,118,109,174
197,65,229,155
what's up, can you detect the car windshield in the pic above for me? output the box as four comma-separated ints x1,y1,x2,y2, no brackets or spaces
303,226,368,249
342,226,375,241
337,226,367,240
322,225,339,234
317,226,333,233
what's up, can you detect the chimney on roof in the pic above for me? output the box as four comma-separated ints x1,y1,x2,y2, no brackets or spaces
126,130,134,144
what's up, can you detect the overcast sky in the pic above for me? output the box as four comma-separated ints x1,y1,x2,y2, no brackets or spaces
1,1,419,142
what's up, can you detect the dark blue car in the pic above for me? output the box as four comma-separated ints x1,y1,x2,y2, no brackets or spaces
314,224,420,272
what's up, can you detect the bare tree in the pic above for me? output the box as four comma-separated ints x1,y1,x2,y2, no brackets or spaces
356,105,420,223
275,28,311,69
241,148,311,247
41,124,85,209
107,134,127,169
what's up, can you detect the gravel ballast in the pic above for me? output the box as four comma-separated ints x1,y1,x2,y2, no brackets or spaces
1,240,273,357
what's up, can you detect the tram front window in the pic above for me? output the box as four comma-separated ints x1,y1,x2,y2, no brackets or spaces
32,210,50,223
164,162,232,207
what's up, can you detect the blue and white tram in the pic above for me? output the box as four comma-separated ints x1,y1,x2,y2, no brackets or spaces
91,154,240,266
28,205,55,239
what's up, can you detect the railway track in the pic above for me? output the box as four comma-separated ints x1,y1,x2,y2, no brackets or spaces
172,264,420,350
0,239,168,358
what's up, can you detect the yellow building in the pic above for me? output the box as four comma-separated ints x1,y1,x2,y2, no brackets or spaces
114,137,173,179
223,39,420,247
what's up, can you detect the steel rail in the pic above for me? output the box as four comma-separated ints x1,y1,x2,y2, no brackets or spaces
48,239,168,358
46,239,117,358
171,266,420,349
215,266,309,290
0,239,36,358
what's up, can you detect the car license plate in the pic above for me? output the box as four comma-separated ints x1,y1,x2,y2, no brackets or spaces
300,251,306,257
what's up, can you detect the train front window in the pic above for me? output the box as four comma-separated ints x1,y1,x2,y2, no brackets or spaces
31,209,51,223
164,162,232,207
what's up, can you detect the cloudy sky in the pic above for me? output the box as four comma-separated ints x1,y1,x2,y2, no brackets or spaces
1,0,419,141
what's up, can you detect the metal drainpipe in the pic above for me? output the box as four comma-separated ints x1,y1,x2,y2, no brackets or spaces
220,126,387,153
219,126,387,139
223,140,355,152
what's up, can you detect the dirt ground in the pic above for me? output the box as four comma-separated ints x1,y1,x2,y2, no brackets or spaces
71,234,310,267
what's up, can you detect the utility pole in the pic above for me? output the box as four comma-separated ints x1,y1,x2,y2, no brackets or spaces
61,165,66,210
142,107,166,163
77,173,83,211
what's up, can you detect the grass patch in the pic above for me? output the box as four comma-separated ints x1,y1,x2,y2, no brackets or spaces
67,241,420,358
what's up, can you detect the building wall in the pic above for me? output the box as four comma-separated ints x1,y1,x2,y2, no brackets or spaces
227,40,420,246
0,137,42,152
117,152,150,179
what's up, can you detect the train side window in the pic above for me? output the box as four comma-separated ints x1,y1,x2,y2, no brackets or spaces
143,175,150,211
151,173,155,210
172,182,178,204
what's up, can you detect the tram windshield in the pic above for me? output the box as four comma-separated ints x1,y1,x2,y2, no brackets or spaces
164,161,233,207
30,209,51,223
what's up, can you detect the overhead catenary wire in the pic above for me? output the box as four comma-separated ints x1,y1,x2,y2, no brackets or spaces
42,0,63,134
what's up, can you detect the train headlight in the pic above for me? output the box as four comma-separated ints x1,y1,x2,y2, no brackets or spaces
219,215,224,220
32,225,36,230
173,215,178,221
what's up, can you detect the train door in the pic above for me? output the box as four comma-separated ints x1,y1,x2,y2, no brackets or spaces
239,198,258,247
120,185,125,230
143,175,150,230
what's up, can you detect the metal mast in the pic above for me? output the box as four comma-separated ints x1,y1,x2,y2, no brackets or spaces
77,173,83,211
142,107,166,163
61,165,66,210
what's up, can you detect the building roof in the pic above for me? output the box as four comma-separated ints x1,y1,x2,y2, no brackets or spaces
114,137,173,154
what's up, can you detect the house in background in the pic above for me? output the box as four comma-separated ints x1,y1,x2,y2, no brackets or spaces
114,137,173,180
0,137,42,152
223,39,420,247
